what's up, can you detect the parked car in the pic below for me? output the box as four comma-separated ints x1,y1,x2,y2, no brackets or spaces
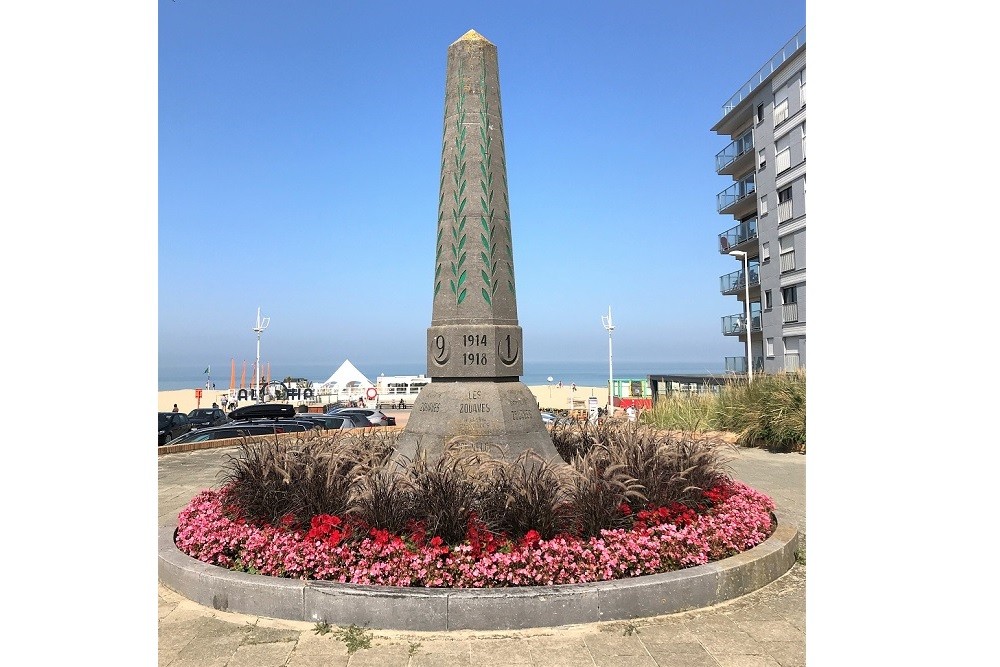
294,414,356,431
187,407,230,429
159,412,193,446
226,403,320,433
164,421,312,446
327,407,393,426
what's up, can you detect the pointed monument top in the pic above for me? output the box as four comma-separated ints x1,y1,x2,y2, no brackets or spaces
452,29,493,46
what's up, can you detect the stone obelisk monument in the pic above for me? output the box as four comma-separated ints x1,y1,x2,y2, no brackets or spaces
395,29,560,463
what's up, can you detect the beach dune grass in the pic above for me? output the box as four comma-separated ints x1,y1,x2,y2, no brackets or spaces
641,370,805,452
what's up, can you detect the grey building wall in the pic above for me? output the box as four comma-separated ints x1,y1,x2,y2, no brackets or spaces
712,30,806,374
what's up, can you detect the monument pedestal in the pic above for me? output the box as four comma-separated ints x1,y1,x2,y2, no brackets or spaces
394,380,560,463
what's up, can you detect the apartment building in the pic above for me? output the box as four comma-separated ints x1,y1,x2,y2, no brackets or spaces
712,27,806,375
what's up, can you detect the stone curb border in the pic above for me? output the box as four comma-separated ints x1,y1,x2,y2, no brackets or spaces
158,513,800,631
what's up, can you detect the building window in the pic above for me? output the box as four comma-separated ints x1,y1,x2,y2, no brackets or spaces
777,186,793,222
761,241,770,262
800,74,806,107
801,122,806,161
784,351,800,371
780,247,796,273
774,98,789,125
782,285,799,323
756,103,764,123
775,147,791,174
766,337,774,357
760,194,768,215
758,148,766,170
764,289,772,310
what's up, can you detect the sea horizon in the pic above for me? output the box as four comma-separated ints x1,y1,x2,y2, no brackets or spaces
158,359,726,392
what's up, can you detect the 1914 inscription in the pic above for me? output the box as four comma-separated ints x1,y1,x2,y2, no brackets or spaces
427,325,523,377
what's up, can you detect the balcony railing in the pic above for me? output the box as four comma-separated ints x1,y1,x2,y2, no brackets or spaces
780,249,796,273
775,147,791,174
720,26,806,118
715,128,754,173
717,173,756,213
722,311,762,336
718,218,758,254
720,261,760,294
777,198,793,222
783,302,799,323
725,356,765,374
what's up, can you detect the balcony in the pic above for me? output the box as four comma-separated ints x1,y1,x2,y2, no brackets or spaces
719,27,806,119
782,302,799,323
717,173,756,214
720,261,760,295
725,356,765,374
722,308,762,336
715,128,754,175
718,218,758,254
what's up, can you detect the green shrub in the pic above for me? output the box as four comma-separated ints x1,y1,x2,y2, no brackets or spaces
714,370,805,451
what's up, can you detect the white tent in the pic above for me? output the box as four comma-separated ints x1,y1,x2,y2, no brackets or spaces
318,359,375,396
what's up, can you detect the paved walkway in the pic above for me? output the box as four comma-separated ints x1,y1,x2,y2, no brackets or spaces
159,444,805,666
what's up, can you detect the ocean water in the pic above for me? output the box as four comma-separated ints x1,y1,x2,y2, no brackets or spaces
159,360,724,391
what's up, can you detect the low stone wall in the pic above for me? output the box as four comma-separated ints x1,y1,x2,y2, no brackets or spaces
158,513,799,631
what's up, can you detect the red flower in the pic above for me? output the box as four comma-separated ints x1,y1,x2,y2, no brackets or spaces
522,529,541,548
279,513,297,529
618,503,632,516
429,535,444,548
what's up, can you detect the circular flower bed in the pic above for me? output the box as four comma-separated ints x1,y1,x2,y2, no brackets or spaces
175,480,775,588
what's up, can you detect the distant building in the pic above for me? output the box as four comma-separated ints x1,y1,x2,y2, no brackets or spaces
711,27,806,374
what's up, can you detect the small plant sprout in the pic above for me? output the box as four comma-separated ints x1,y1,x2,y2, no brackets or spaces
408,641,423,656
313,621,332,636
622,621,640,636
333,624,373,654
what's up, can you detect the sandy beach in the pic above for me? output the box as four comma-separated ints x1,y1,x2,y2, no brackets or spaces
158,384,610,415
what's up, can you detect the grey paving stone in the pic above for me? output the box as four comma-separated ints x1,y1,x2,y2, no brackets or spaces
712,654,782,667
470,637,533,664
166,632,243,667
343,641,411,666
227,640,296,667
588,655,657,667
633,620,697,643
243,624,300,645
583,633,649,657
287,653,350,667
731,619,804,643
695,629,764,655
758,641,806,667
642,645,719,667
407,638,470,666
525,636,595,665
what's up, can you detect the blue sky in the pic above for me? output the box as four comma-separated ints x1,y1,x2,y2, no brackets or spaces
158,0,805,378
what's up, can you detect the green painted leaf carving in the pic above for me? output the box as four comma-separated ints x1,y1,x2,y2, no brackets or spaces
481,288,491,305
481,269,490,286
450,279,456,295
458,288,467,304
480,232,489,249
480,251,489,265
458,270,467,287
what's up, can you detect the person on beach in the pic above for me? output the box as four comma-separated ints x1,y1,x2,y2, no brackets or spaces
626,405,637,422
172,404,179,413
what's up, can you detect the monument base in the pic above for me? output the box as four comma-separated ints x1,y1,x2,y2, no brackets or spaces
394,380,561,464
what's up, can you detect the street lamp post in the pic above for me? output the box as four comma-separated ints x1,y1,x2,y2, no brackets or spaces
252,306,270,402
602,307,615,410
728,250,753,384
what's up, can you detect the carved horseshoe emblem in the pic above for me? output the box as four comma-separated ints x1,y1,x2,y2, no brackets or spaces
432,335,450,365
497,334,519,366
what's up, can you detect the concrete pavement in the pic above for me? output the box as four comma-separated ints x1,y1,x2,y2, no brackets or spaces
159,443,805,666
